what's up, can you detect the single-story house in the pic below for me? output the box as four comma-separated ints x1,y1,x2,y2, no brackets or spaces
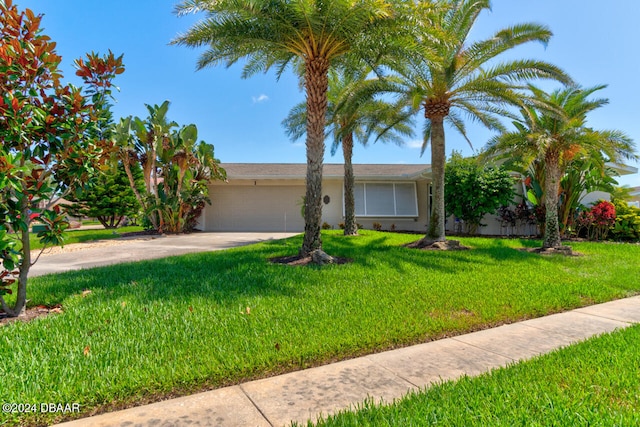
200,163,431,232
199,162,638,235
629,186,640,208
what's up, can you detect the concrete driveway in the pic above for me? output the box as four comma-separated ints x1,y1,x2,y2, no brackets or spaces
29,232,299,277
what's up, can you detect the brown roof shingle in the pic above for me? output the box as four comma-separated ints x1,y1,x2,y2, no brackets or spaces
220,163,430,180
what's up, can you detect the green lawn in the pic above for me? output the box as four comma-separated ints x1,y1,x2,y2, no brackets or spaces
1,231,639,426
29,225,144,250
305,324,640,426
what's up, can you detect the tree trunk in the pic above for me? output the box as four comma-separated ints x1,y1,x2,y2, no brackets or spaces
426,117,446,241
543,154,562,248
342,132,357,236
0,188,30,317
122,151,157,230
300,57,330,256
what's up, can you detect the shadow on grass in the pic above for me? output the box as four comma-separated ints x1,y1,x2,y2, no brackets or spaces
25,232,569,309
27,241,305,307
321,231,551,275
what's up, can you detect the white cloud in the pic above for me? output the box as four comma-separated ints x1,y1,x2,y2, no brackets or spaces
252,94,269,104
405,139,425,149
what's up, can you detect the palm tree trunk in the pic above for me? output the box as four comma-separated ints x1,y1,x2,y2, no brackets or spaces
426,117,446,242
122,152,157,230
300,57,329,256
543,154,562,248
342,132,357,236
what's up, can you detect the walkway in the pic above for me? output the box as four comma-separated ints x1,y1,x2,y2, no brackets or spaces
55,296,640,427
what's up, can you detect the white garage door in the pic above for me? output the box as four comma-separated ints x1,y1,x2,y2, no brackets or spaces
205,185,306,232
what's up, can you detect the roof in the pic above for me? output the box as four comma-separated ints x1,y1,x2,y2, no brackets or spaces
607,162,638,176
220,163,430,180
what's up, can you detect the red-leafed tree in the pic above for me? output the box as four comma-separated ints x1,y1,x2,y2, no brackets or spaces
0,0,124,317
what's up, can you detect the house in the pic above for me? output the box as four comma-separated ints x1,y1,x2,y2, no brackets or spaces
199,163,430,232
629,186,640,208
199,162,638,235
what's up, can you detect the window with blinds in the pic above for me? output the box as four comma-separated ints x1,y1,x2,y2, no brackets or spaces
350,182,418,217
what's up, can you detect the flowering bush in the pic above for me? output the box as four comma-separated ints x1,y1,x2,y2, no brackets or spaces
575,200,616,240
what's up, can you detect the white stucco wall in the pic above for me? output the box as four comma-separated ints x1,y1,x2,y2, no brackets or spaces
204,178,429,232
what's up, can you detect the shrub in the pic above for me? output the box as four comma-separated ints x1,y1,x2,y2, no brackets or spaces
445,152,515,234
322,222,332,230
390,223,396,232
611,201,640,241
576,200,616,241
372,222,382,231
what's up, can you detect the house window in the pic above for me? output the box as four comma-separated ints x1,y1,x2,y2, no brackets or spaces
350,182,418,217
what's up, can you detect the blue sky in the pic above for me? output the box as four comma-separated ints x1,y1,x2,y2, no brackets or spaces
16,0,640,186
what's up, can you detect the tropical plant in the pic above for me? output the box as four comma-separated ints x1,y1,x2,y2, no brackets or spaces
516,152,620,237
575,200,616,241
282,70,414,236
444,152,515,234
610,200,640,241
384,0,571,245
0,1,123,316
115,102,226,233
172,0,409,257
132,101,177,231
484,84,637,248
558,154,618,235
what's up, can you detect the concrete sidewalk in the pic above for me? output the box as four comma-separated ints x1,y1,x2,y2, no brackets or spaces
30,232,299,277
55,296,640,427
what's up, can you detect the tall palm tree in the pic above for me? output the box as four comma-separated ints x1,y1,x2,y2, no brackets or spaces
386,0,571,244
173,0,404,257
282,71,414,235
484,84,637,248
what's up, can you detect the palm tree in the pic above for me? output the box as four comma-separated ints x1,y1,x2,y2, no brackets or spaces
282,71,414,235
114,117,157,229
131,101,178,232
173,0,403,257
386,0,571,245
484,84,637,248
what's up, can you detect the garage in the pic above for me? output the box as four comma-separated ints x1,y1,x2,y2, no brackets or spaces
204,183,306,232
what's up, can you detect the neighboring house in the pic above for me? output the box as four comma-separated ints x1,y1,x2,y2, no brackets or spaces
629,186,640,208
482,162,638,234
200,163,430,232
199,162,638,235
579,163,639,206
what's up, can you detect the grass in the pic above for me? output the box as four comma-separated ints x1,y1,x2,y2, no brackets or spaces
28,225,144,250
1,230,639,426
305,324,640,426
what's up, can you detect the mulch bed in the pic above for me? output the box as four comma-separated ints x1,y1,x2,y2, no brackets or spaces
0,304,63,326
404,238,471,251
269,254,352,266
519,246,584,256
